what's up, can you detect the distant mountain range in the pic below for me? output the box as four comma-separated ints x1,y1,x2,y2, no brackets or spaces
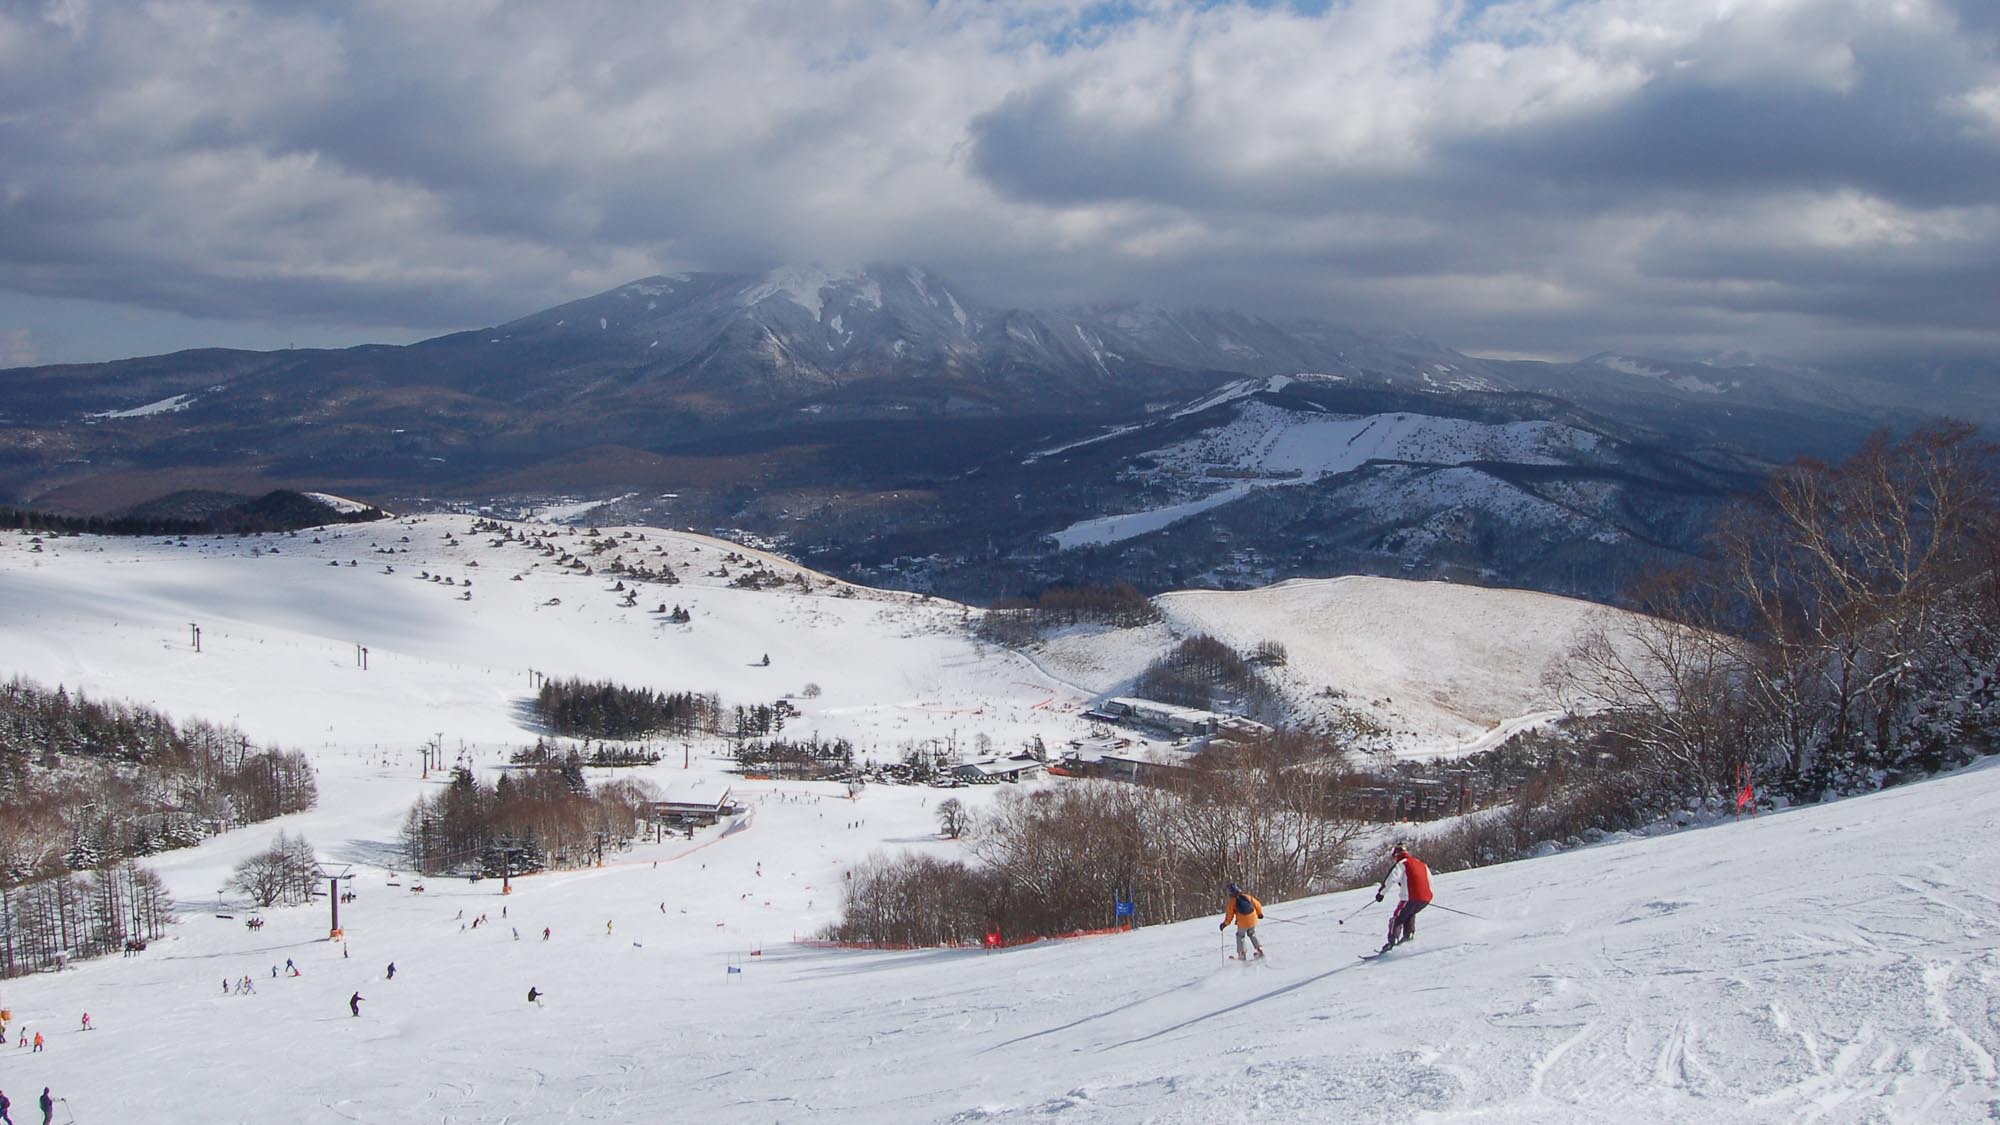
0,264,1985,604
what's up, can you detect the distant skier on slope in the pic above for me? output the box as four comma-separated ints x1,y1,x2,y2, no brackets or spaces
1220,883,1265,960
1375,843,1433,953
349,992,364,1017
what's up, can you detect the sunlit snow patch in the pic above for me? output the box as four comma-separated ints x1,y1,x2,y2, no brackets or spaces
84,393,197,420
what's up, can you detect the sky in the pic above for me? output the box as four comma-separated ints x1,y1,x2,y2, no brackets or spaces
2,0,1998,367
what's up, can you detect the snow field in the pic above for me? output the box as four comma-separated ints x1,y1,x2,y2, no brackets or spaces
2,518,1996,1121
5,733,1996,1121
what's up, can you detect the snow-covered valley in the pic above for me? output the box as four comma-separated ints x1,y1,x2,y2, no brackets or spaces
1,517,1995,1122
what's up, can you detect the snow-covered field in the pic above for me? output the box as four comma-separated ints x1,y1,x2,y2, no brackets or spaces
2,518,1997,1122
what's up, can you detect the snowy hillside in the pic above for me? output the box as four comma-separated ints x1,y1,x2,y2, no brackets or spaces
1032,576,1637,755
1047,397,1617,551
0,515,1088,754
0,518,1996,1121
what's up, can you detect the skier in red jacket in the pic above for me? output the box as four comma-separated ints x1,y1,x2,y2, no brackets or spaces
1375,843,1433,953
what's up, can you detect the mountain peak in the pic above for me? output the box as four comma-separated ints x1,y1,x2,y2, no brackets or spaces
738,265,883,321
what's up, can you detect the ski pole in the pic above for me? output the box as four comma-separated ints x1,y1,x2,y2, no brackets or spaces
1425,903,1486,921
1334,898,1375,926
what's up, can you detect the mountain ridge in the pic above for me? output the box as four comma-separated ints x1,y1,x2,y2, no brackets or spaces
0,263,1969,607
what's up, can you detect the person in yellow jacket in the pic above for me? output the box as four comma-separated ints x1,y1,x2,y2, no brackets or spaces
1220,882,1265,960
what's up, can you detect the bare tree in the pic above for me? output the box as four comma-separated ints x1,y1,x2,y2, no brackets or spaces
935,797,970,840
228,832,319,908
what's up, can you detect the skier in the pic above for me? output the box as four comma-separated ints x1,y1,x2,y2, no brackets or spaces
79,1012,90,1031
527,987,542,1004
386,962,396,980
0,1088,10,1125
1219,882,1265,960
543,927,550,941
29,1033,41,1053
349,992,364,1017
38,1088,50,1125
1375,843,1433,953
285,958,297,976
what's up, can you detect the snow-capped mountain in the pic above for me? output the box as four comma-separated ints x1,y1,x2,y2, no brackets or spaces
0,265,1960,607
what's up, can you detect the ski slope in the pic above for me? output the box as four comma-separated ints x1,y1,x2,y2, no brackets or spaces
2,519,1997,1121
2,737,1995,1121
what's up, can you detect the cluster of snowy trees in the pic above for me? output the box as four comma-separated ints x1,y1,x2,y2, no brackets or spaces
1559,422,2000,805
976,582,1160,644
0,860,173,978
733,734,854,778
0,677,317,884
397,763,655,877
532,677,722,740
1132,634,1282,720
227,832,323,908
829,736,1360,946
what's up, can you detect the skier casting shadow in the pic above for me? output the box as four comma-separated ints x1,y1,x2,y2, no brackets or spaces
1375,843,1433,953
1219,883,1265,961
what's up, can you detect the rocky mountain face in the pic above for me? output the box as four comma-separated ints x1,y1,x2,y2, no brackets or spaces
0,265,1959,605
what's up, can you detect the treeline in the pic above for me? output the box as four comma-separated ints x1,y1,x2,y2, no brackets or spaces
977,582,1160,644
398,763,655,877
826,736,1360,946
1132,634,1282,720
0,489,386,536
1556,421,2000,807
0,861,174,978
532,678,722,740
734,735,854,778
510,739,661,769
0,678,317,884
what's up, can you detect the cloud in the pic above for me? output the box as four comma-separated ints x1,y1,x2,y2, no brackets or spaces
0,327,34,367
0,0,1996,364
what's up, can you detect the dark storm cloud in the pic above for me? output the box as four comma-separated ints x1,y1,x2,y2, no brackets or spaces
1,0,1997,364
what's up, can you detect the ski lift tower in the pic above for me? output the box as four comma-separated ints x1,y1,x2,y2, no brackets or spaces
317,861,354,939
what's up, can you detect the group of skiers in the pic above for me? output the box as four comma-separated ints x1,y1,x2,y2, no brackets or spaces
1220,843,1436,959
0,1085,57,1125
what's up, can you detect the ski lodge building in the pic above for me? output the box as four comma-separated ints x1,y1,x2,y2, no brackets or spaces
1084,697,1231,738
644,778,737,826
949,755,1048,784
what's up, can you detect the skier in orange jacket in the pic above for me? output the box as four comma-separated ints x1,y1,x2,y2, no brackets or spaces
1219,883,1265,960
1375,844,1433,953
